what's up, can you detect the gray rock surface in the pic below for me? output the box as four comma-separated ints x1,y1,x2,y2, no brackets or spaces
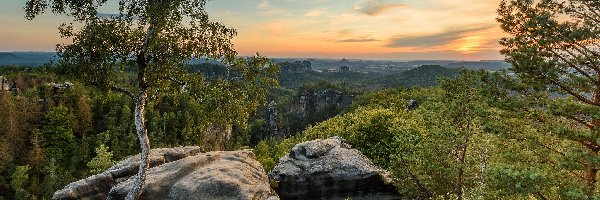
53,147,274,200
269,137,400,200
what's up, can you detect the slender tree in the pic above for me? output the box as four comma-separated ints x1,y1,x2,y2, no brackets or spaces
24,0,277,199
498,0,600,196
439,71,486,200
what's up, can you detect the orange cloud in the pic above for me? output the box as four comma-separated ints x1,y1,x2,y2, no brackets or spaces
354,0,407,16
386,25,495,48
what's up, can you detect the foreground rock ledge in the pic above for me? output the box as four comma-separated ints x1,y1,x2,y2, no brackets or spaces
269,137,401,200
53,147,274,200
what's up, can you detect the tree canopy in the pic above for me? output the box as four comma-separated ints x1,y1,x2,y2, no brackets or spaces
498,0,600,196
24,0,278,199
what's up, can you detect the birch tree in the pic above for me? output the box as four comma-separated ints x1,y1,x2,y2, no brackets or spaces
24,0,278,199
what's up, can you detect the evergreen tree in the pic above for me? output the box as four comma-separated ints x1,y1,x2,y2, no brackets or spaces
11,165,31,200
41,159,60,200
0,92,17,172
498,0,600,196
41,106,76,173
87,144,116,174
254,141,276,172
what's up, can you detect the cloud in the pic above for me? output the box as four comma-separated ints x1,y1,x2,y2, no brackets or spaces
257,0,292,16
354,0,407,16
304,9,326,17
338,36,379,43
257,0,270,9
329,29,380,43
386,25,494,48
336,29,354,35
359,49,505,60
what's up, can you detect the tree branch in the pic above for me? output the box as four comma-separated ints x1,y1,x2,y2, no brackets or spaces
161,76,188,92
548,78,598,106
575,43,600,58
530,143,585,179
566,8,600,24
548,48,597,84
399,155,432,199
536,192,548,200
568,44,600,72
565,115,594,129
110,85,135,99
537,142,567,157
581,2,600,23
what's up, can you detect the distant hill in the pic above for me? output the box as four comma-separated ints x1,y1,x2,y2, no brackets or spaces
279,70,381,89
446,61,510,71
0,52,56,66
337,58,351,66
0,53,21,60
278,63,461,90
272,58,509,75
368,65,460,88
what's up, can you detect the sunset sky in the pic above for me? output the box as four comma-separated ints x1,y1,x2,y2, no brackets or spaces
0,0,506,60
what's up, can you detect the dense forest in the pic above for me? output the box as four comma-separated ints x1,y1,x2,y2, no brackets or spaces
0,59,446,198
257,70,597,199
0,64,279,199
0,60,457,199
1,59,597,199
1,0,600,199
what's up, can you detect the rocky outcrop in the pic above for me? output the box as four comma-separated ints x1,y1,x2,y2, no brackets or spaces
267,101,280,137
269,137,400,200
53,147,273,200
297,89,355,115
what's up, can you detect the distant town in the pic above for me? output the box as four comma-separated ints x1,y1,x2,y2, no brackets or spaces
0,52,511,73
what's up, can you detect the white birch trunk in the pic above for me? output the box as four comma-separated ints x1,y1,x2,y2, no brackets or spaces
126,89,150,200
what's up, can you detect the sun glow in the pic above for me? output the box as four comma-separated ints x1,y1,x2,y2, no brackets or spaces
0,0,507,60
456,35,484,53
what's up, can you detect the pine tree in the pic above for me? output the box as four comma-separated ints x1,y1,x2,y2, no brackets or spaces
498,0,600,196
87,144,116,174
11,165,31,200
41,106,76,173
41,159,59,200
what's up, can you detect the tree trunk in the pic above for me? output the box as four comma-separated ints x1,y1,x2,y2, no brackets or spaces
585,166,598,197
455,141,469,200
587,73,600,196
400,155,432,198
126,89,150,200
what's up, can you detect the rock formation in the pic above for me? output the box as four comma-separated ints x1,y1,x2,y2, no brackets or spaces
52,137,399,200
269,137,400,200
407,99,418,110
267,101,279,137
53,147,274,200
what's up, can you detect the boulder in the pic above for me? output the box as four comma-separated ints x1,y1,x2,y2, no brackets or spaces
53,147,274,200
269,137,400,200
